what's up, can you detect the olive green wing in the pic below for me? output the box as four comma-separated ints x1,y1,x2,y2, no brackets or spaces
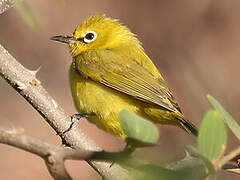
75,52,180,112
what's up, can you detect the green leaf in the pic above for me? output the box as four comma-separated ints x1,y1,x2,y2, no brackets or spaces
119,109,159,147
198,110,227,162
207,94,240,140
131,164,185,180
93,148,206,180
15,0,40,30
130,162,206,180
100,151,197,180
186,145,216,175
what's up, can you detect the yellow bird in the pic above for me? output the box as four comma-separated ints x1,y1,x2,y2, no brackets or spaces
51,15,198,139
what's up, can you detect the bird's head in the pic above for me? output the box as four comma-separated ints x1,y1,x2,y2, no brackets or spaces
51,14,142,57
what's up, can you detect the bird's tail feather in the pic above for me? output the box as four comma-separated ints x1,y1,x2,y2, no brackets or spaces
176,116,198,136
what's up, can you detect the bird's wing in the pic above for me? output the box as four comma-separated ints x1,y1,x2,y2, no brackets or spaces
75,50,181,112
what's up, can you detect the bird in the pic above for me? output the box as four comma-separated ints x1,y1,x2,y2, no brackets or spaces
51,14,198,139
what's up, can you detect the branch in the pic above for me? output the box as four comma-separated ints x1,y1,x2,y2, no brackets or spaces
0,0,15,14
217,146,240,170
0,126,210,180
0,22,128,180
0,127,70,179
0,127,107,180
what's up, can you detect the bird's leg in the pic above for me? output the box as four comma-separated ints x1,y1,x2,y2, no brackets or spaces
62,113,95,134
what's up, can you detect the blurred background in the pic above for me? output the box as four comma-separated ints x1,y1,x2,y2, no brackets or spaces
0,0,240,179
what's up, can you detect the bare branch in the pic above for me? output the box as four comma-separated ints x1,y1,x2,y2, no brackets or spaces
45,156,72,180
0,127,95,159
0,0,15,14
0,42,128,179
0,126,118,179
0,127,73,180
217,146,240,170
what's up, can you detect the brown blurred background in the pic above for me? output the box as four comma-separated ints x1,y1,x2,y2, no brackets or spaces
0,0,240,179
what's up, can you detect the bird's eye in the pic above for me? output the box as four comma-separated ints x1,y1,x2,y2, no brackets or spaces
83,30,98,44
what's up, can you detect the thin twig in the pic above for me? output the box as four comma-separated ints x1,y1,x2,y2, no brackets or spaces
0,0,15,14
0,127,95,160
217,146,240,170
0,127,103,180
0,127,72,179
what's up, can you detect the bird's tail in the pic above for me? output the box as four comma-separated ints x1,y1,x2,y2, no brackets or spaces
176,116,198,136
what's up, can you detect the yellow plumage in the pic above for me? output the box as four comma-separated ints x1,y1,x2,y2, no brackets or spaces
52,14,198,139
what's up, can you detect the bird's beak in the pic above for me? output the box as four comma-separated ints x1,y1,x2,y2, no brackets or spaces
50,35,77,44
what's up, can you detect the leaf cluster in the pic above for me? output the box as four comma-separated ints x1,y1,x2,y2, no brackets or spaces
105,95,240,180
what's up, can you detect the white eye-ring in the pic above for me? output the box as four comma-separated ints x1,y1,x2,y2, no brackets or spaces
83,30,98,44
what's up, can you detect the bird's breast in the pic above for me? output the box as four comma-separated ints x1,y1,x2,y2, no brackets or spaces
69,63,141,138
